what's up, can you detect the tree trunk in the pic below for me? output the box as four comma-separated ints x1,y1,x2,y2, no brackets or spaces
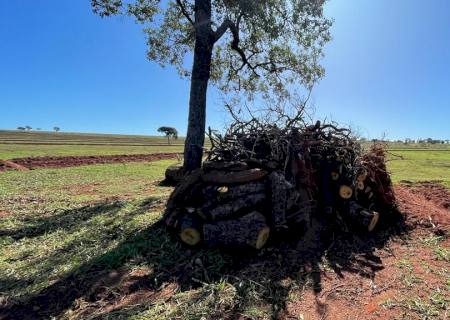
183,0,213,171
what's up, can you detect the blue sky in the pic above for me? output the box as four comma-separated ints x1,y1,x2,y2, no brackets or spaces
0,0,449,140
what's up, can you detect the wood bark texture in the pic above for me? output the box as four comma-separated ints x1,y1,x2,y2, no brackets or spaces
203,211,270,249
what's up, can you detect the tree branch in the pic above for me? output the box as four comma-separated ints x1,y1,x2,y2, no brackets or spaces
176,0,194,26
213,18,234,42
214,16,262,77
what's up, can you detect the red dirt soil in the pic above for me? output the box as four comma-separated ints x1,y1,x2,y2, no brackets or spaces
283,183,449,320
403,181,450,210
0,153,181,171
0,160,29,172
396,183,449,231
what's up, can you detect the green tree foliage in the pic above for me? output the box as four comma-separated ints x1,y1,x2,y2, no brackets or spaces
158,126,179,144
92,0,332,170
53,127,60,132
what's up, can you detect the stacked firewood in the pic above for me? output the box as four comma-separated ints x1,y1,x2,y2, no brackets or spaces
163,121,396,250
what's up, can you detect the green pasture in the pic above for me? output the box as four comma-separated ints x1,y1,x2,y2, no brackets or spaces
388,150,450,188
0,160,278,319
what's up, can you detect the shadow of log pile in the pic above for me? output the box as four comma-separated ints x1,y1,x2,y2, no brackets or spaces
164,121,397,250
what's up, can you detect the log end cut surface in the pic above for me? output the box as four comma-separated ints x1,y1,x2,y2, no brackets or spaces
255,226,270,249
180,228,201,246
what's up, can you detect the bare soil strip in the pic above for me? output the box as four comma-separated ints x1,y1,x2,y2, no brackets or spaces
396,182,449,231
0,160,29,171
0,153,181,171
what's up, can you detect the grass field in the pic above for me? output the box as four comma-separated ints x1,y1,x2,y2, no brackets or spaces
0,131,449,319
0,144,184,159
0,130,185,159
388,150,450,188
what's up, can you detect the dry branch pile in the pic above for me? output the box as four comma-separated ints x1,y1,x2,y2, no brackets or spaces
164,120,396,250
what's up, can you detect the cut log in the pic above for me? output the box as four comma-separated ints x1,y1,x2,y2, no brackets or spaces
202,161,248,172
164,169,202,228
202,182,266,202
356,169,367,182
203,211,270,249
286,188,314,224
331,171,339,181
347,201,380,232
202,168,268,185
179,214,202,246
270,171,292,230
199,193,266,220
356,181,365,190
164,164,184,185
339,185,353,199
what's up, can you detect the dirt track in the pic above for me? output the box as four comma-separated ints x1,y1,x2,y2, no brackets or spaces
0,153,181,171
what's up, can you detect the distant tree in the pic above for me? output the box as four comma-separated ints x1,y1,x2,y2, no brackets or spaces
53,127,60,132
36,128,42,131
158,126,178,145
17,126,26,131
25,126,32,131
92,0,332,171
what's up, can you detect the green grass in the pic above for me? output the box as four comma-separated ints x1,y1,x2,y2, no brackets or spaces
387,150,450,188
0,130,186,159
0,161,176,304
0,160,295,319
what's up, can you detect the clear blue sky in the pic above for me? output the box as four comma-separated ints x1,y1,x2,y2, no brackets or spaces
0,0,449,140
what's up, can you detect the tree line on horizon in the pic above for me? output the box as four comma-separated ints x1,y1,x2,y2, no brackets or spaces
16,126,60,132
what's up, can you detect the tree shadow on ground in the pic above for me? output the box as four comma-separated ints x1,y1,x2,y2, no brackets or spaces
0,205,409,320
0,201,126,240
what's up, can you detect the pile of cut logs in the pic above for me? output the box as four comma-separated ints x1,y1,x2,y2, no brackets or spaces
163,121,396,250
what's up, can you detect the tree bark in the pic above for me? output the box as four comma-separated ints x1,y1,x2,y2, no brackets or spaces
203,211,270,249
270,171,292,230
198,192,266,221
202,168,268,184
183,0,214,171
